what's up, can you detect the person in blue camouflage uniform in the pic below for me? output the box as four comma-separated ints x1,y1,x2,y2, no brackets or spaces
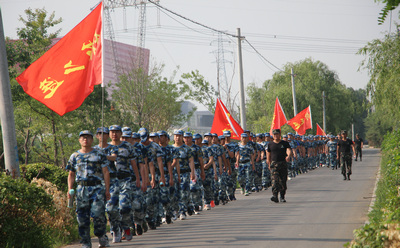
173,130,196,220
67,130,111,248
244,130,258,194
139,128,166,230
158,130,177,224
235,133,255,196
326,135,338,170
130,132,148,235
201,134,217,210
217,135,231,204
108,125,143,242
184,133,206,213
287,133,298,179
223,130,238,201
261,133,272,189
253,133,264,192
209,133,224,205
93,127,117,244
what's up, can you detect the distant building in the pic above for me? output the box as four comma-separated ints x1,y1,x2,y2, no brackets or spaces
178,101,214,134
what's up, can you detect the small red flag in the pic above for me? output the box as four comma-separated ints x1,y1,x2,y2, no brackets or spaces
270,97,287,134
316,123,326,136
16,3,103,116
287,106,312,135
211,98,244,140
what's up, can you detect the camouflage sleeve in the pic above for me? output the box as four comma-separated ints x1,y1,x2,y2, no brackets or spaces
99,150,109,168
66,152,77,172
187,146,193,159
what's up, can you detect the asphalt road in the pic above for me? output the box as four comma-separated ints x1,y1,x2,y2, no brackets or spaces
64,148,380,248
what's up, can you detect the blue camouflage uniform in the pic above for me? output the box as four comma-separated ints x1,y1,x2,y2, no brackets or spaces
327,137,338,170
224,131,238,200
66,132,109,248
236,134,254,194
201,139,215,207
188,133,204,211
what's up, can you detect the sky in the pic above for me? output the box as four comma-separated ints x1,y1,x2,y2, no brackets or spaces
0,0,397,111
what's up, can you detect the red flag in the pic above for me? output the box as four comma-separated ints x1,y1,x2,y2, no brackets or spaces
287,106,312,135
16,3,103,116
270,97,287,134
316,123,326,136
211,98,244,140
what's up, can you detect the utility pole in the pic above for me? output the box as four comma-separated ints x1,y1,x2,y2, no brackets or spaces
237,28,246,129
0,8,19,177
291,68,298,116
322,91,326,133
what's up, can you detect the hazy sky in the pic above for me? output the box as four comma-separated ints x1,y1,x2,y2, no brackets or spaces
0,0,396,111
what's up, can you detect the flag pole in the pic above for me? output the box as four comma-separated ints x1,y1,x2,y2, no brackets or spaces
101,0,105,133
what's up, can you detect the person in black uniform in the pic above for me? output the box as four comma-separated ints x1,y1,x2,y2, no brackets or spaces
266,129,292,203
337,130,356,180
354,134,363,161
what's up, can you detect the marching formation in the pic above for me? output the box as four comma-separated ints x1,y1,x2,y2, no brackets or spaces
66,126,359,248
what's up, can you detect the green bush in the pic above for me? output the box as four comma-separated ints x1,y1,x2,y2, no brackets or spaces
0,173,55,248
22,163,68,192
347,130,400,247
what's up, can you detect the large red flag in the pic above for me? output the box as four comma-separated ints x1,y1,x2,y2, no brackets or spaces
211,98,244,140
287,106,312,135
316,123,326,136
270,97,287,134
16,3,103,116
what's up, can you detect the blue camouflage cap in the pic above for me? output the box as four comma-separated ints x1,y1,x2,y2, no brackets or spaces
96,127,109,134
211,133,218,137
287,132,293,136
174,129,184,135
79,130,93,137
183,132,192,137
132,132,140,139
256,133,263,137
223,130,231,137
241,133,248,138
122,131,132,138
202,139,208,144
218,135,225,140
193,133,202,139
158,130,168,136
204,132,212,137
283,134,288,138
138,127,149,142
122,126,131,132
244,130,250,133
264,133,270,137
150,132,159,137
109,125,121,131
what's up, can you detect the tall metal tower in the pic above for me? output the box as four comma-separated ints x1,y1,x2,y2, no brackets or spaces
212,33,233,113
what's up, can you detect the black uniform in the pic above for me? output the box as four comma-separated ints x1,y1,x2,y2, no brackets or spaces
337,138,353,179
267,140,291,201
354,137,363,161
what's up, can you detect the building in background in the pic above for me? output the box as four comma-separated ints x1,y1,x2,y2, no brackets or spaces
179,101,214,134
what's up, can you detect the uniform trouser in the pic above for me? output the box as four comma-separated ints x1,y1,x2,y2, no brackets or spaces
106,177,132,232
213,163,221,203
355,147,362,160
261,160,271,188
226,165,236,198
160,174,173,218
76,184,107,246
341,153,352,176
253,162,263,188
229,164,237,195
328,152,337,169
270,161,288,198
218,171,228,201
146,174,160,224
237,163,251,192
203,168,215,205
131,181,146,226
171,173,180,213
190,168,203,208
178,172,191,215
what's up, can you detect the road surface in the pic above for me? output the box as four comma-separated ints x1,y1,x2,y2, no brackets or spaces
64,148,380,248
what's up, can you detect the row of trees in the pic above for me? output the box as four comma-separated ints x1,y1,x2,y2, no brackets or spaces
246,58,368,137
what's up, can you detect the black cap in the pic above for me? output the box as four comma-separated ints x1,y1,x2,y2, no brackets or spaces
272,129,281,134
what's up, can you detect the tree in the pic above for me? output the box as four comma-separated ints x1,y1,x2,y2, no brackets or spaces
178,70,219,114
111,63,191,131
376,0,400,24
246,58,367,136
358,27,400,145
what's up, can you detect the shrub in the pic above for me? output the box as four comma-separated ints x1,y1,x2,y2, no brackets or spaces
0,173,54,248
22,163,68,192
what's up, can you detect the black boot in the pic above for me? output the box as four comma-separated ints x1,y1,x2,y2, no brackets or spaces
343,174,347,180
347,174,351,180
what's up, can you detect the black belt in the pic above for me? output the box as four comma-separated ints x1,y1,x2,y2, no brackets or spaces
77,180,101,186
239,160,250,163
117,172,132,180
180,168,190,174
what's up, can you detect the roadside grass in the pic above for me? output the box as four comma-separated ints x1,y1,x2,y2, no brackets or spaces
346,130,400,247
